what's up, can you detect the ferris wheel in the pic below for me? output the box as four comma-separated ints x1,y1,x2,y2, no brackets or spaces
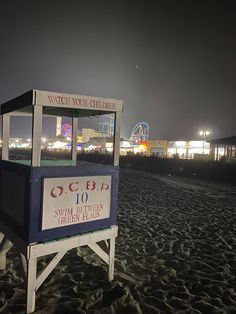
61,123,72,137
130,122,150,143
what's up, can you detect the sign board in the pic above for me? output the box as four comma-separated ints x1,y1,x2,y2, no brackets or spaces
36,90,123,112
42,175,112,230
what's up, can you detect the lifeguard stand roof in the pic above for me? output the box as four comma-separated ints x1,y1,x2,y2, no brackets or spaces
1,89,123,117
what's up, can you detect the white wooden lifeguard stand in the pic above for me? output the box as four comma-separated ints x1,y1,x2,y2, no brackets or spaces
0,90,123,313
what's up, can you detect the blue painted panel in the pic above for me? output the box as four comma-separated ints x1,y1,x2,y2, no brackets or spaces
0,161,31,241
0,161,119,244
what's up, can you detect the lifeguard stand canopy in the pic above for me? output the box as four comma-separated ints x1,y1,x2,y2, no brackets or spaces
1,89,123,116
1,89,123,166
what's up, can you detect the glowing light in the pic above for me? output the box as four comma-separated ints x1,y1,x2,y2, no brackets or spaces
52,140,67,150
199,130,211,155
199,130,210,137
139,144,147,151
105,142,113,152
175,141,186,148
189,141,204,148
120,140,131,148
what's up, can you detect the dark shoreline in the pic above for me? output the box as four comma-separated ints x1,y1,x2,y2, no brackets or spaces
5,149,236,185
80,153,236,185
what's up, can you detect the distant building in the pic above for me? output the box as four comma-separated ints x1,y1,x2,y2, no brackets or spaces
83,136,112,152
147,140,210,159
82,128,103,143
167,141,210,159
148,140,168,157
208,136,236,161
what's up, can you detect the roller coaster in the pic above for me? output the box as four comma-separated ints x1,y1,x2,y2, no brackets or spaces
130,122,149,143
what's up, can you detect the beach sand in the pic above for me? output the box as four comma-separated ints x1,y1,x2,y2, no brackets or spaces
0,169,235,313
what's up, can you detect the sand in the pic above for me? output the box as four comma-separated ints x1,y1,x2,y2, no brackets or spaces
0,169,235,313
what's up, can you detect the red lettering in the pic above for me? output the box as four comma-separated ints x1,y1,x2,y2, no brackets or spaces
60,96,66,105
90,100,95,107
86,181,96,190
69,181,79,192
72,97,88,107
50,186,63,198
48,95,56,104
101,183,109,191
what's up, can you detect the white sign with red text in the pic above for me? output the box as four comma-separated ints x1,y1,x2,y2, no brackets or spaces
42,176,112,230
36,90,123,112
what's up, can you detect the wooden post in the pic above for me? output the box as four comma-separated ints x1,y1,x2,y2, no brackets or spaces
1,113,10,161
71,117,78,162
108,237,115,281
113,112,121,166
32,105,42,166
18,253,27,284
26,257,37,314
0,236,13,269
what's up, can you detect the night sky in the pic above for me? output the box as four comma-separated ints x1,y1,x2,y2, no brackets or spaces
0,0,235,140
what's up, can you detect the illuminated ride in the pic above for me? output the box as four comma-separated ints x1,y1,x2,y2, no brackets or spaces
61,123,72,137
130,121,149,144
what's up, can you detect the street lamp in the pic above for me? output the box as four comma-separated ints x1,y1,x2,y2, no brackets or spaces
199,130,210,154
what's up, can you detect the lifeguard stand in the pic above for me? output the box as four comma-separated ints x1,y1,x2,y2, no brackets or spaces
0,90,123,313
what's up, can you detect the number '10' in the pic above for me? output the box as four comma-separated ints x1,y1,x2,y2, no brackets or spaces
76,192,89,204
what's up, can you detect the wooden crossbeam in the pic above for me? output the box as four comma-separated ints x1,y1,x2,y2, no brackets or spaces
0,236,13,270
97,240,109,254
0,236,13,253
0,233,4,243
88,243,109,264
29,226,118,258
35,251,66,291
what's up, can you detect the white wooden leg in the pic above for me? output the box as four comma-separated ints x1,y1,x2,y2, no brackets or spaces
0,255,6,270
0,233,4,268
0,233,4,243
26,257,37,314
77,247,83,257
0,236,13,270
108,237,115,281
18,252,27,284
